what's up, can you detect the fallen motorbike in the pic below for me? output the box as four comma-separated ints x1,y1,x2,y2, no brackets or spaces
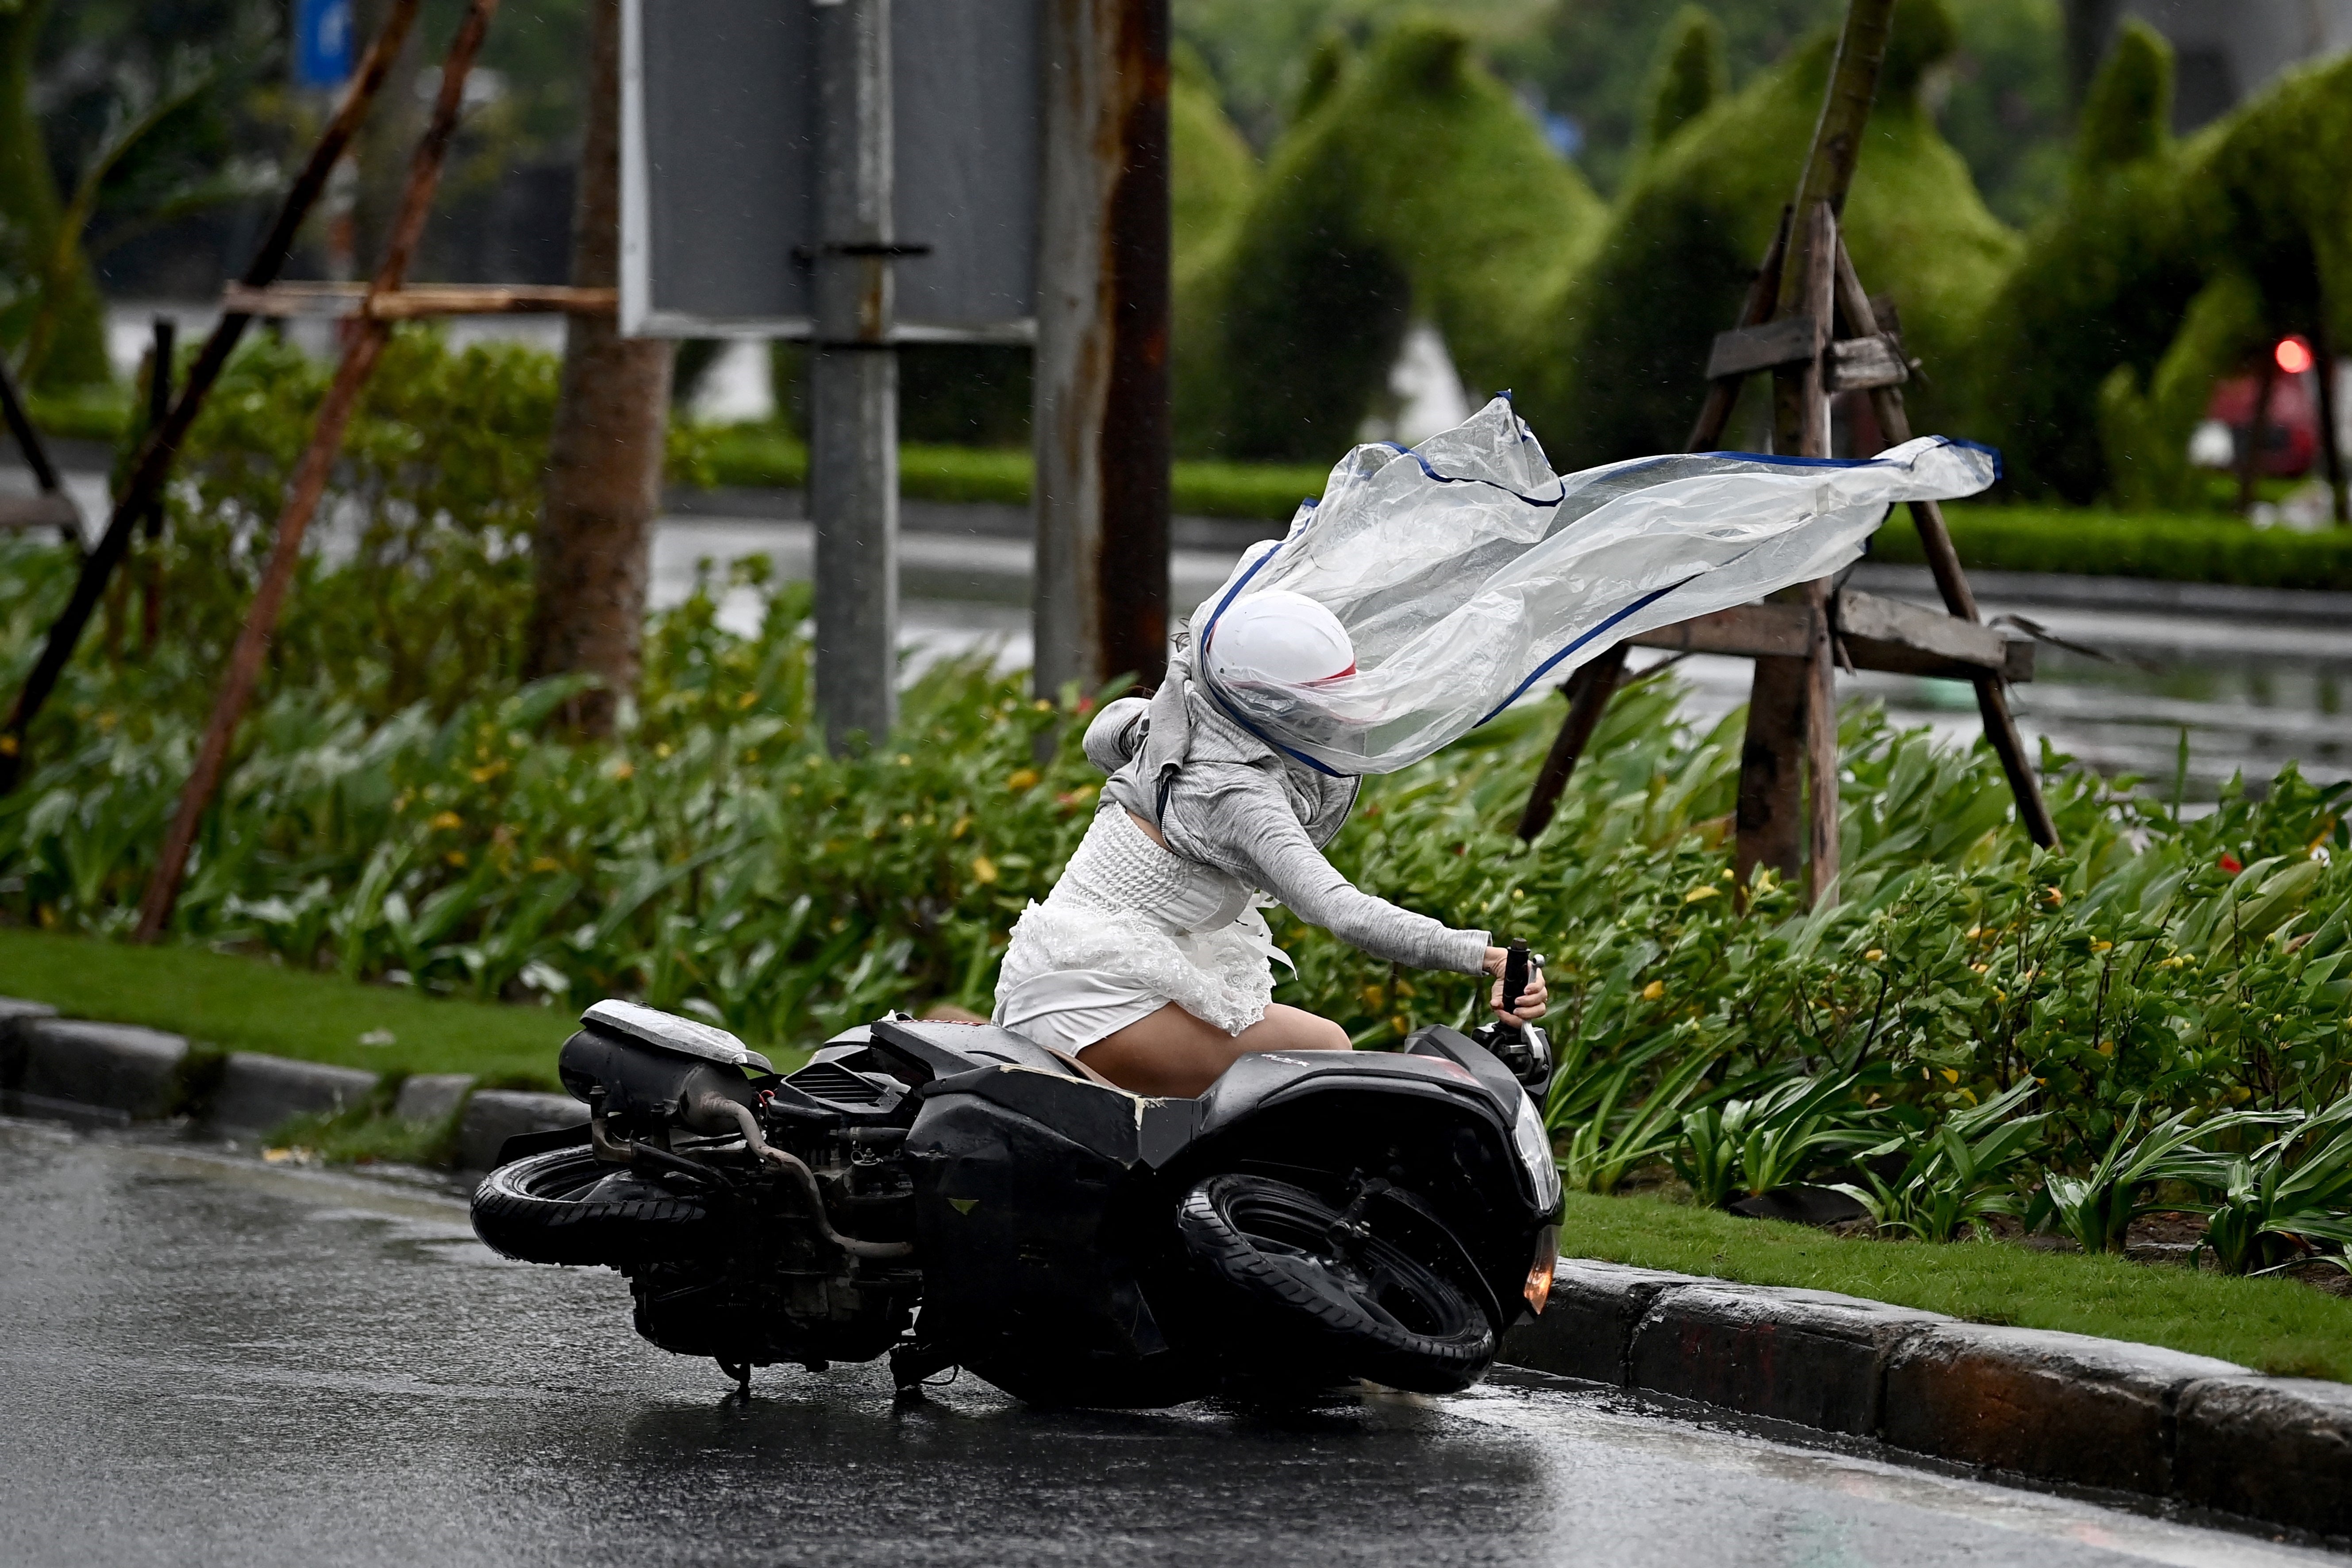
472,967,1561,1406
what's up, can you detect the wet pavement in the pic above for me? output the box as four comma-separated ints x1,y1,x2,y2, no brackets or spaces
0,1117,2335,1568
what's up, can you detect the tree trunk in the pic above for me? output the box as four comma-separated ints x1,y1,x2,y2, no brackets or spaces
0,0,111,390
526,0,674,736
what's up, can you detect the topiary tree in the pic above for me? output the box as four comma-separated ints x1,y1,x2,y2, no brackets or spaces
1203,15,1605,461
1519,0,2016,468
0,0,112,391
2197,50,2352,393
1952,23,2202,500
1642,7,1728,159
2097,270,2264,509
1959,32,2352,503
1171,39,1259,457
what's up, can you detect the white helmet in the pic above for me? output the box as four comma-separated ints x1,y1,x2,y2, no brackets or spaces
1202,590,1356,691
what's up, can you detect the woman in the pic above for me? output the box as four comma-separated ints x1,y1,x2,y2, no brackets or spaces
993,590,1546,1099
992,398,1995,1097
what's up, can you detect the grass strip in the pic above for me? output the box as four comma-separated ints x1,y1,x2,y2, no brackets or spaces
0,928,570,1088
1560,1190,2352,1382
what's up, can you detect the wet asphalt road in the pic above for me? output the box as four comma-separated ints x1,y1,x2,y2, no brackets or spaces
0,1117,2336,1568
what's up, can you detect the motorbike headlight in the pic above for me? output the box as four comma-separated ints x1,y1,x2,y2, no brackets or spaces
1511,1089,1562,1212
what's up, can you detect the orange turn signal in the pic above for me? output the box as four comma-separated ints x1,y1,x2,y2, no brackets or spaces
1523,1223,1559,1313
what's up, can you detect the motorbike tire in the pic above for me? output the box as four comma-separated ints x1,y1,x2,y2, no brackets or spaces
1176,1173,1495,1395
471,1147,726,1267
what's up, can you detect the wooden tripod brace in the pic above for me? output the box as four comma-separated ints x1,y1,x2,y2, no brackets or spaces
1515,201,2059,899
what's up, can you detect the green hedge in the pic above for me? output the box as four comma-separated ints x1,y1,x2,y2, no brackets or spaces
698,426,1326,522
1883,503,2352,590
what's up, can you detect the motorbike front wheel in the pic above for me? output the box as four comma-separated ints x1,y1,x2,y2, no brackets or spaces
1175,1173,1495,1395
471,1146,727,1267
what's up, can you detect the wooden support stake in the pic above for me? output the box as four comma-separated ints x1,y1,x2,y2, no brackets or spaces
1736,656,1812,895
1740,199,1840,900
134,0,497,942
142,317,175,655
0,0,425,794
1688,208,1793,453
0,352,77,549
1805,576,1840,905
2312,310,2348,527
1514,645,1626,842
1832,239,2059,850
1512,211,1791,835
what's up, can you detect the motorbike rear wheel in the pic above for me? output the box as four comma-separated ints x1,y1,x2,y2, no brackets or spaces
471,1146,727,1267
1176,1173,1495,1395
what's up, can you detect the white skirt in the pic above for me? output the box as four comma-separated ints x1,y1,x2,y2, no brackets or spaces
992,807,1287,1052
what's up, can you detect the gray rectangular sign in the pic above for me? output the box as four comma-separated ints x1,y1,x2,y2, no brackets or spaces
620,0,1040,340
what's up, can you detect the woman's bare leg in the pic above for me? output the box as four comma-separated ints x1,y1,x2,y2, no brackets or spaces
1078,1003,1350,1098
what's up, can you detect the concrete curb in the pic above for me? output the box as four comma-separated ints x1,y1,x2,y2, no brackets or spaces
208,1051,381,1136
1502,1257,2350,1541
0,995,578,1168
2,1015,190,1125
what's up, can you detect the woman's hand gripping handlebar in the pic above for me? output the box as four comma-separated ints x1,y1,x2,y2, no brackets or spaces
1482,939,1549,1026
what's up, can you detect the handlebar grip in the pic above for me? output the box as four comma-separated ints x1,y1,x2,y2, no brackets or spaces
1501,938,1529,1022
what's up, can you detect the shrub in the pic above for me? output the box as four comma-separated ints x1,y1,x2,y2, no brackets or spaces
1521,0,2018,468
1209,16,1605,460
1957,38,2352,503
112,329,559,721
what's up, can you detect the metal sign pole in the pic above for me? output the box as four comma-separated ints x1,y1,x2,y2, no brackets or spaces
810,0,899,751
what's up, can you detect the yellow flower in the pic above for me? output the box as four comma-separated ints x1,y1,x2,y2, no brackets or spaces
1390,1015,1410,1037
951,815,971,839
1005,767,1041,792
428,811,463,832
1640,980,1666,1001
2227,1085,2253,1103
445,850,468,868
1864,948,1885,961
2090,940,2113,953
2045,886,2065,905
528,856,562,873
2097,1040,2115,1056
971,855,999,885
655,742,673,759
897,754,913,766
1684,886,1720,903
737,689,758,709
469,761,507,784
1361,983,1386,1010
1942,1068,1960,1084
1966,926,1982,940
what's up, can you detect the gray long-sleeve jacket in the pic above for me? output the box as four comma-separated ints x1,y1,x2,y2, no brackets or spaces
1091,680,1490,976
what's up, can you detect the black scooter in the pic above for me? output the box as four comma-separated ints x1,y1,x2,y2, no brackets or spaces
472,950,1561,1405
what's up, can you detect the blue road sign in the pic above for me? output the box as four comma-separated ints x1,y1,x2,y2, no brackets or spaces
294,0,355,90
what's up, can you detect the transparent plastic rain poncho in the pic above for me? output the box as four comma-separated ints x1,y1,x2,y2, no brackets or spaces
1191,396,2000,776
